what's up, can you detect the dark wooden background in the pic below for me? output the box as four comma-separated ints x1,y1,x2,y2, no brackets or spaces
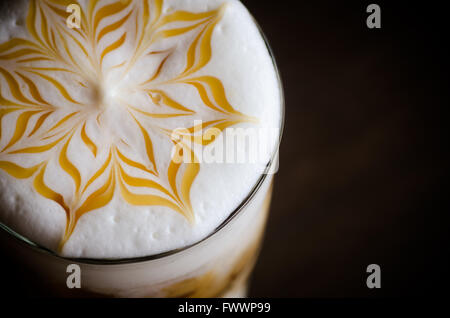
244,0,449,297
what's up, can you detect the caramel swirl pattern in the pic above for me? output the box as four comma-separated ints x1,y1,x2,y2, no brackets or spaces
0,0,255,250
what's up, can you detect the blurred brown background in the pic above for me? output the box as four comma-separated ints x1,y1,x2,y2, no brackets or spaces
245,0,449,297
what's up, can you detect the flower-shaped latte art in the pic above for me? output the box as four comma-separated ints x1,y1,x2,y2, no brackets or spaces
0,0,255,249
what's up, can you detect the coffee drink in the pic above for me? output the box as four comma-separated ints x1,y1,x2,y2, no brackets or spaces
0,0,282,297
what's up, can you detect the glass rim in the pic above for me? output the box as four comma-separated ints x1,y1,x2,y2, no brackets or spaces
0,11,285,266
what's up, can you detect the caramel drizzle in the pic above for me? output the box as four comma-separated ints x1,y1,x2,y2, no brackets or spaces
0,0,257,250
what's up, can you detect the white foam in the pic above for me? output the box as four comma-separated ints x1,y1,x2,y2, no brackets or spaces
0,0,281,258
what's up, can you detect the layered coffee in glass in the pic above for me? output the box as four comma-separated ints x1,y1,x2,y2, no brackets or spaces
0,0,283,297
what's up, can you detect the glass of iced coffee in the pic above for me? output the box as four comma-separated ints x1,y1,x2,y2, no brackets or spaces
0,0,283,297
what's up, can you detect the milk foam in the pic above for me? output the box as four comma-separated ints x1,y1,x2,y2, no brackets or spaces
0,0,281,258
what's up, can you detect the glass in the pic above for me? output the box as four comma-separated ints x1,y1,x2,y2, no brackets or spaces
0,14,284,298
